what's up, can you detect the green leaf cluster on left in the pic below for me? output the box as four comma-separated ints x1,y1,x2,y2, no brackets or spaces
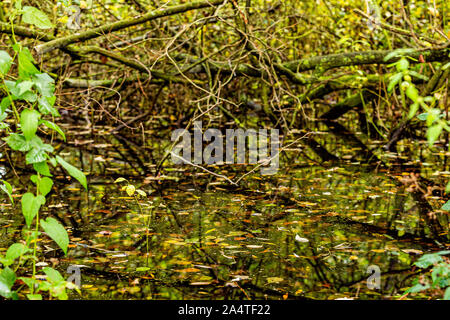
0,5,85,300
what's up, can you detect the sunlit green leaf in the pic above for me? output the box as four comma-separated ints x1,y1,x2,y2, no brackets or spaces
6,133,30,151
22,6,54,29
415,253,443,268
0,267,16,298
20,109,41,140
32,73,55,97
125,184,135,196
396,58,409,72
18,47,39,78
427,124,442,146
21,192,45,227
114,177,127,183
41,218,69,255
39,177,53,197
5,243,30,261
0,50,13,76
38,96,59,116
405,84,419,102
387,73,402,92
33,161,52,176
443,287,450,300
408,102,419,119
0,180,14,204
40,120,66,141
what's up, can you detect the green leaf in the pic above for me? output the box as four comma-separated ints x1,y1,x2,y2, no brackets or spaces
0,96,12,114
38,96,59,116
21,192,45,227
415,253,443,268
19,277,35,290
396,58,409,72
5,80,37,102
405,84,419,102
18,47,39,78
446,181,450,193
22,6,54,29
417,113,428,121
6,243,30,261
27,294,42,300
0,50,13,76
39,177,53,196
42,267,65,283
40,120,66,141
14,0,22,11
33,161,52,176
136,189,147,197
136,267,151,272
26,147,48,164
32,73,55,97
383,49,415,62
0,267,16,298
17,80,34,96
30,136,54,152
125,184,135,196
387,73,402,92
49,157,57,167
408,71,429,81
427,124,443,146
405,283,429,293
56,156,87,190
5,133,31,151
426,109,441,126
20,109,41,140
30,175,39,185
40,218,69,255
444,287,450,300
26,137,54,164
408,102,419,119
0,180,14,204
442,200,450,211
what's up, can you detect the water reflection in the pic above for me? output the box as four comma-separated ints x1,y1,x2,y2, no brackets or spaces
0,128,448,300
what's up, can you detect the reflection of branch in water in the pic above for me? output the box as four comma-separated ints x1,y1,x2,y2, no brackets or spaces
323,120,382,166
323,214,447,248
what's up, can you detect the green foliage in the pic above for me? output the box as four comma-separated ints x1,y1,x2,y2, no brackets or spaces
20,109,40,140
0,267,17,299
21,192,45,227
40,120,66,141
0,51,13,76
387,56,450,211
405,251,450,299
0,4,87,300
21,6,54,29
0,180,14,203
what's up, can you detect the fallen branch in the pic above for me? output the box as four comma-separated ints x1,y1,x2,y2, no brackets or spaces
34,0,226,55
284,47,450,73
320,90,376,120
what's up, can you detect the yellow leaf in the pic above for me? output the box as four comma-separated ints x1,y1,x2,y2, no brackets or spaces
125,185,135,196
267,277,283,284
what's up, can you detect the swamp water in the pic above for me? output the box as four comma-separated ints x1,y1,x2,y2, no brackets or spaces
0,123,448,300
